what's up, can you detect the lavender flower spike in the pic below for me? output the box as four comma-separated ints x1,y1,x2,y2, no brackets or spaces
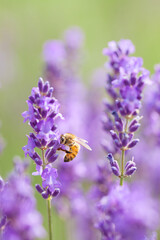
22,77,63,239
103,39,150,185
96,184,159,240
22,77,62,198
0,158,46,240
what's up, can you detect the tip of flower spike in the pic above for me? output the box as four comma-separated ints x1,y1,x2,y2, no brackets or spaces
107,153,113,161
43,81,50,93
107,153,120,177
38,78,44,92
64,26,84,50
118,39,135,55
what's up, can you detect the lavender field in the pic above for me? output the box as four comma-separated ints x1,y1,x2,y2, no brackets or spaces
0,0,160,239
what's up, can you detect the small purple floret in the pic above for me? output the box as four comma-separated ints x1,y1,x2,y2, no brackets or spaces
107,153,120,177
125,159,137,176
127,139,139,149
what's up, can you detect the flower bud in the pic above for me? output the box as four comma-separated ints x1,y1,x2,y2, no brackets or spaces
129,119,137,127
35,184,43,194
46,148,56,159
129,123,140,132
125,160,137,176
123,79,130,86
107,153,120,176
103,101,113,111
107,153,114,164
116,99,122,110
112,111,120,121
41,139,47,147
41,191,50,199
38,78,44,92
111,164,120,176
132,109,139,116
119,108,126,116
47,87,54,97
129,119,140,132
115,121,123,132
52,188,60,197
48,154,58,163
114,139,122,148
130,74,136,85
47,140,57,148
43,81,50,93
41,110,48,118
127,139,139,149
29,96,35,103
32,153,42,166
119,133,129,147
35,158,43,166
110,130,119,141
48,112,57,118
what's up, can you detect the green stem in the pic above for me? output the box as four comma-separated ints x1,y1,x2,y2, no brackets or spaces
47,198,53,240
120,149,125,186
41,149,53,240
120,118,128,186
42,149,45,170
125,118,129,133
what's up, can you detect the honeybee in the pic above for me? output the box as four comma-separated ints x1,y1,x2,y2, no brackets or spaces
59,133,92,162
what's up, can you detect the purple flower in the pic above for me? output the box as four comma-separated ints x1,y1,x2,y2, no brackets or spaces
22,78,62,198
0,158,46,240
102,39,150,182
124,158,137,176
107,153,120,177
103,39,135,59
64,26,84,50
96,184,159,240
22,135,35,158
41,165,61,196
43,40,66,68
22,101,35,123
141,64,160,145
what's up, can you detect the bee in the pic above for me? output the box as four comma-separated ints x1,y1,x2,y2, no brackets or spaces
59,133,92,162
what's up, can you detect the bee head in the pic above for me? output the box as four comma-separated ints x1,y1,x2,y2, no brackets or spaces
60,134,66,144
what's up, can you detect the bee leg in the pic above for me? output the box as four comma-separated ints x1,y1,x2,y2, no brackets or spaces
57,147,66,152
57,148,71,154
66,150,72,154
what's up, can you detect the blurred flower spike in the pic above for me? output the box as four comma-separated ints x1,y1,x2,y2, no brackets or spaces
0,158,46,240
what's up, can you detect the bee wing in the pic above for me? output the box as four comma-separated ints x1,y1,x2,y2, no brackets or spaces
74,137,92,151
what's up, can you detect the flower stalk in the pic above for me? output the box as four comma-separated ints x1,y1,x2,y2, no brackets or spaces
120,118,129,185
103,40,149,184
41,148,53,240
47,197,53,240
120,149,125,186
22,78,63,238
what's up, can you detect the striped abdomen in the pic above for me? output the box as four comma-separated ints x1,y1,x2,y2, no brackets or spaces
64,144,80,162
